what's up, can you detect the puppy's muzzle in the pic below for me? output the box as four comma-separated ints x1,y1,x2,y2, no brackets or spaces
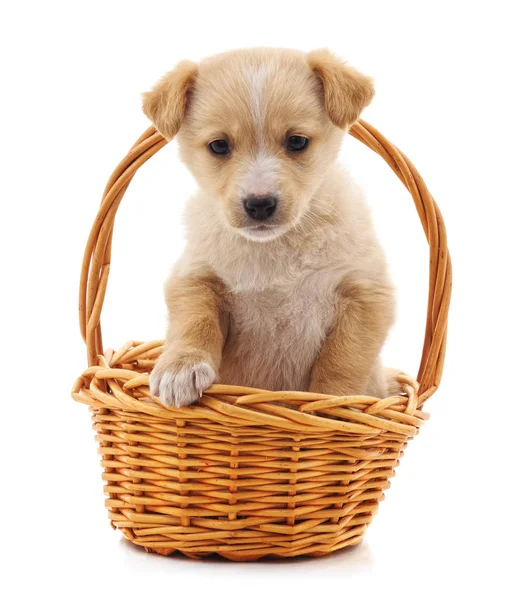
243,195,277,221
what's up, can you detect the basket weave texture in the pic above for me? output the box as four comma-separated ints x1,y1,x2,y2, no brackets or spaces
72,120,451,560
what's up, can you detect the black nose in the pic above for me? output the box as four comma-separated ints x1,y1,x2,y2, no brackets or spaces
243,196,277,221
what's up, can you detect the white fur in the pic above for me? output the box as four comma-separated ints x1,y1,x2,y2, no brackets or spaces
246,66,269,144
152,361,216,407
241,68,281,202
239,152,280,199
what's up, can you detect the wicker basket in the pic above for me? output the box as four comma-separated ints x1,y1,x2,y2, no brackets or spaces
72,120,451,561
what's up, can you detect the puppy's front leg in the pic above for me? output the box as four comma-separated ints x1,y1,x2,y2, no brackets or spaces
150,267,229,407
309,277,394,397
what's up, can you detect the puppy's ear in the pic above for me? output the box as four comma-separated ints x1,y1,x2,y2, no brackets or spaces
308,49,374,128
142,60,197,139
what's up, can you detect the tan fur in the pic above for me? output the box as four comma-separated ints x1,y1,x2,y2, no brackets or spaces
308,49,375,128
150,266,229,406
309,277,395,397
146,47,400,407
142,60,197,139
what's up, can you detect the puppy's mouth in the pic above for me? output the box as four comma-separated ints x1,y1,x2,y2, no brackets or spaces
239,222,286,242
248,224,275,232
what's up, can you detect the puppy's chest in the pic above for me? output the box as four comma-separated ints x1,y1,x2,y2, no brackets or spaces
230,285,333,335
226,275,337,367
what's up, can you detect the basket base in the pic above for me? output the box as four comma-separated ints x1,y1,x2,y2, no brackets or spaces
122,525,367,561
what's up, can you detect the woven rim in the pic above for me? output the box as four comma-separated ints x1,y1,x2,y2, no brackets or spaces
78,120,452,404
72,341,426,434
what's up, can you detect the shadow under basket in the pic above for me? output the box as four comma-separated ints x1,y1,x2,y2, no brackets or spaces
72,120,452,561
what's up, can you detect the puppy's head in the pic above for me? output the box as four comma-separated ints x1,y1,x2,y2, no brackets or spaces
143,48,373,242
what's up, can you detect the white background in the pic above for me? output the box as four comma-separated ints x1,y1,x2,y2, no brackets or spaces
1,1,506,598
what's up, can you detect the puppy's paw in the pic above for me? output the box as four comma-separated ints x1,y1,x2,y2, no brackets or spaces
384,367,404,396
150,352,216,407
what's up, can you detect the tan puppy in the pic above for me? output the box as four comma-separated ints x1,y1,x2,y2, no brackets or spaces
144,48,398,407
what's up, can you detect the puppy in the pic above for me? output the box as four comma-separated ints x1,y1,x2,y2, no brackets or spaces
144,47,399,407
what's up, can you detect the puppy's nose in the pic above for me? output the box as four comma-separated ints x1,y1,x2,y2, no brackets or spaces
243,196,277,221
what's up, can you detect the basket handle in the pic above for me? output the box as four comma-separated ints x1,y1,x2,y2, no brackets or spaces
79,120,451,402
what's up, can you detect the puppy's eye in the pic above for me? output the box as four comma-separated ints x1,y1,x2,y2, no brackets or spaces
286,135,309,152
208,139,230,155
